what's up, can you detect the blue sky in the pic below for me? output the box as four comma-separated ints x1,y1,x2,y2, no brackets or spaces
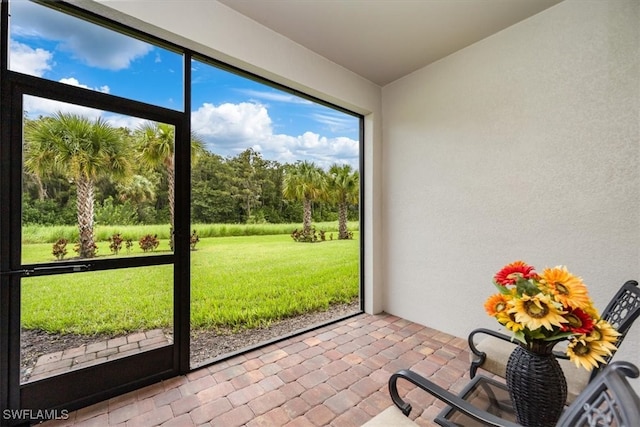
9,0,360,169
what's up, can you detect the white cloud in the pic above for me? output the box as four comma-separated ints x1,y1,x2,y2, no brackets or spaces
237,89,313,105
265,132,359,169
105,114,146,131
24,96,102,120
192,102,273,147
61,30,153,70
58,77,111,94
192,101,359,169
313,111,359,134
11,0,153,71
9,41,52,76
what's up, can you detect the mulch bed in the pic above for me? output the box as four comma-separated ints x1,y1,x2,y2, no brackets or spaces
20,301,360,381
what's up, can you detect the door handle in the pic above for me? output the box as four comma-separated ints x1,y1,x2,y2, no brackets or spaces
0,264,91,277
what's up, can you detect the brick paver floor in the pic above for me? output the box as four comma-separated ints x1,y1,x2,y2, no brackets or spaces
25,329,172,383
41,313,476,426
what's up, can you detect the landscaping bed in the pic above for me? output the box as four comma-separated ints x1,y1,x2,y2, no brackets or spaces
21,300,360,381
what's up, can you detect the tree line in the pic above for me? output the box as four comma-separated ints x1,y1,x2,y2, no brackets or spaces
23,113,359,257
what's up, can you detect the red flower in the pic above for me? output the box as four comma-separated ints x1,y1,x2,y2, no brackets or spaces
494,260,537,286
561,308,595,334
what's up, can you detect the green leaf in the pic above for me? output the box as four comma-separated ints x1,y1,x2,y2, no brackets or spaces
527,329,548,340
512,330,527,345
492,281,512,295
544,332,575,341
516,278,540,296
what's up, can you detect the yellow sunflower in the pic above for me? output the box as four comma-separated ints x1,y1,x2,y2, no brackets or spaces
540,266,591,309
484,294,509,316
496,311,524,332
508,293,567,331
566,338,609,371
585,320,620,354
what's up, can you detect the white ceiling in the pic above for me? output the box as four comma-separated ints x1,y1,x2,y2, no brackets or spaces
217,0,563,86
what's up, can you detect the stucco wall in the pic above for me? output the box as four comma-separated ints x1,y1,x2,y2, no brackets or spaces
382,0,639,373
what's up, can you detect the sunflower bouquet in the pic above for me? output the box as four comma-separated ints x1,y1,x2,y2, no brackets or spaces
484,260,620,371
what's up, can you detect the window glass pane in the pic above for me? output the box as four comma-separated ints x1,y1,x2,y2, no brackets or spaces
189,59,361,367
191,59,359,168
21,266,173,384
9,1,183,110
22,95,175,264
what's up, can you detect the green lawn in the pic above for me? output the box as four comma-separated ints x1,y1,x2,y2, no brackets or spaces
21,234,359,335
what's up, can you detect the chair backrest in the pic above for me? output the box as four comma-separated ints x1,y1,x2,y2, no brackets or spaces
591,280,640,380
600,280,640,336
558,361,640,427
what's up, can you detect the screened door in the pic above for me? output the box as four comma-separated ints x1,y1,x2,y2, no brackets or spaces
0,81,190,424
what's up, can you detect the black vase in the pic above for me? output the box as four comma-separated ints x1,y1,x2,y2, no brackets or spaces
505,340,567,427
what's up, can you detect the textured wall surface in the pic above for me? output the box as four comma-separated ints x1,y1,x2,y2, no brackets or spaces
382,0,639,374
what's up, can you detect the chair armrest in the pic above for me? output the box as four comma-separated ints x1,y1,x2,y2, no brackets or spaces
553,351,569,360
467,328,569,368
468,328,513,378
389,369,520,427
468,328,570,378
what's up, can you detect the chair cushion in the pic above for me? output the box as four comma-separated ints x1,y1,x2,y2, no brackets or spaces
473,335,590,404
473,335,514,377
558,358,590,404
361,406,418,427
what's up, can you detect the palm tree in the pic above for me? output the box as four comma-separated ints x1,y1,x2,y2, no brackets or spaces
23,131,56,201
282,160,326,235
116,174,157,221
327,164,359,239
24,113,132,258
134,122,204,245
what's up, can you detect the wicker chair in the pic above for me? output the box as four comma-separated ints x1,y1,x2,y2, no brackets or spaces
468,279,640,404
382,360,640,427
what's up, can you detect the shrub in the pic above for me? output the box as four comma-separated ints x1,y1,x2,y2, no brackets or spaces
23,195,76,226
139,234,159,252
246,212,267,224
291,228,325,243
108,233,124,255
95,197,138,225
52,238,68,260
190,230,200,250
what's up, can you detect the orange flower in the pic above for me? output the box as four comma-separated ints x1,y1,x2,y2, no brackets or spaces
493,260,537,286
540,266,591,309
484,294,509,316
